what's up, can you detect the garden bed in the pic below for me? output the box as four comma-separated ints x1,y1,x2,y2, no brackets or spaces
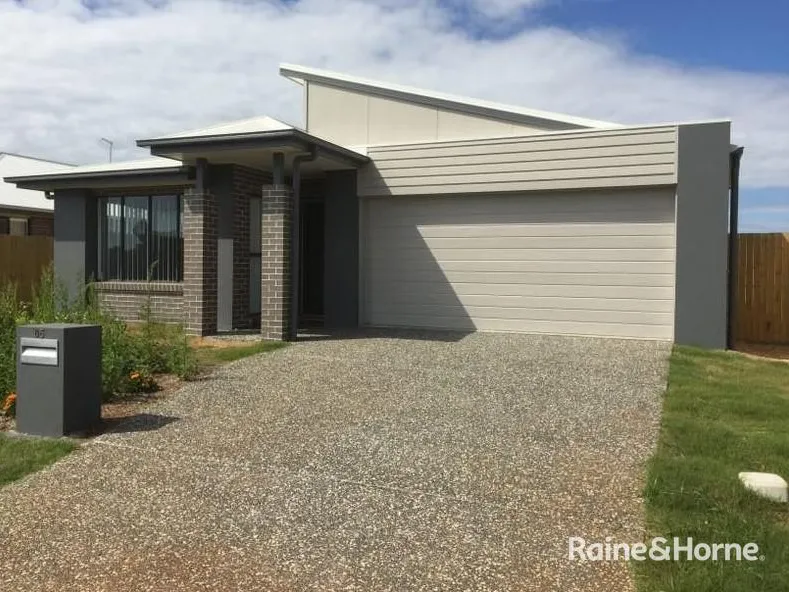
0,270,286,437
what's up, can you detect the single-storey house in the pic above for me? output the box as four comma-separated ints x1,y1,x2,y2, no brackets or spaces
0,152,73,236
7,64,743,348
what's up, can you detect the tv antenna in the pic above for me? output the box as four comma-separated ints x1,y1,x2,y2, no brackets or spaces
99,137,114,163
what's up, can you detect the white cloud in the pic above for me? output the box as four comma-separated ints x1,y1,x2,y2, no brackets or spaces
1,0,788,189
460,0,547,19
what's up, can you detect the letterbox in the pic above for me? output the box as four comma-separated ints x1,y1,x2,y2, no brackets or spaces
16,324,102,437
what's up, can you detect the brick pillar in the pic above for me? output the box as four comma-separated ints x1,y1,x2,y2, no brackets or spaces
260,184,293,341
183,189,218,336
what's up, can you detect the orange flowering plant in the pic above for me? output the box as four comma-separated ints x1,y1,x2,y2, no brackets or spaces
125,370,158,394
1,393,17,418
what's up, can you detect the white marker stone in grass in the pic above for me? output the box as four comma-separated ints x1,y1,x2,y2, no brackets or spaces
738,472,789,503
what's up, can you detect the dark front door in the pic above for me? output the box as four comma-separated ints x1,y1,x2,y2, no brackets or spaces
300,200,324,321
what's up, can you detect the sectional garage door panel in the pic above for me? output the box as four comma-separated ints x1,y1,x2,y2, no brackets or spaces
361,189,676,340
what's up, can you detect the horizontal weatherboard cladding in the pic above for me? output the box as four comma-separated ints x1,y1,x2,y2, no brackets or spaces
358,126,678,197
361,189,676,340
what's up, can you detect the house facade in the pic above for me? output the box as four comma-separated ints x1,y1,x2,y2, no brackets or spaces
0,153,73,236
7,64,740,348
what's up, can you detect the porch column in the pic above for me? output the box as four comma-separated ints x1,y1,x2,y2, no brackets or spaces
183,188,218,336
260,184,294,341
53,189,97,302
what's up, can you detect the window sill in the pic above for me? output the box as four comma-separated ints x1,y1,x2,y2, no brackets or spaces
93,281,183,295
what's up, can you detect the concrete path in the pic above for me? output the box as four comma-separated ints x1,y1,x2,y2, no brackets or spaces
0,332,669,591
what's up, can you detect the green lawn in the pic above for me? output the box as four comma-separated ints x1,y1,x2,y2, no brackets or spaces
0,435,76,487
636,347,789,591
194,339,288,368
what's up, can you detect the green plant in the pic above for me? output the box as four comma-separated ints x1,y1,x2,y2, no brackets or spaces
133,266,198,380
99,317,137,400
0,266,199,405
163,328,200,379
0,283,20,398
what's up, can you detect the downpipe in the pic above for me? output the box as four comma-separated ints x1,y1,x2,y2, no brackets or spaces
727,147,744,349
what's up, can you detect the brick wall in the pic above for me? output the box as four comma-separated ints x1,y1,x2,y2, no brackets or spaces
260,184,293,341
183,190,218,336
95,282,184,323
231,166,271,329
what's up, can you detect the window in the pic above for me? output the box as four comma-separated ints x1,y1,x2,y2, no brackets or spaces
98,195,183,281
9,218,28,236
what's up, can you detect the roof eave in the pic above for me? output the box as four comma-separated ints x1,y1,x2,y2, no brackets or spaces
137,129,296,148
5,165,191,191
0,203,54,214
140,129,370,167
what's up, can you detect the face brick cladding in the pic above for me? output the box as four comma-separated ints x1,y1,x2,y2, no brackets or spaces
260,184,293,341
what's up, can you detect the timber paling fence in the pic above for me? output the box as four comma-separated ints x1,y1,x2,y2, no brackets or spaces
0,235,53,302
735,233,789,344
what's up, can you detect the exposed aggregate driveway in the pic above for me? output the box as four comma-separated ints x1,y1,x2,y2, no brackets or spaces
0,331,669,591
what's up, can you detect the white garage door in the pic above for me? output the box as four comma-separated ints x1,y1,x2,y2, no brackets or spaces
361,189,676,340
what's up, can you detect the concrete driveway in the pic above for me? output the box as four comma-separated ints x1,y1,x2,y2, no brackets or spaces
0,332,669,591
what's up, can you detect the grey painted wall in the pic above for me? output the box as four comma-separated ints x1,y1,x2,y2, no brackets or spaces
323,170,359,329
674,121,731,349
54,189,97,302
209,165,234,333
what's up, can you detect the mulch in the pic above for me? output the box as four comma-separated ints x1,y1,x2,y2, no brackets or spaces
1,372,184,437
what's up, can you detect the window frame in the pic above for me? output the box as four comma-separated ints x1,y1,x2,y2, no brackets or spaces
98,193,183,283
9,217,28,236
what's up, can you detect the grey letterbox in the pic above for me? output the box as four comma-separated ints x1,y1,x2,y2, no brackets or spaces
16,324,102,437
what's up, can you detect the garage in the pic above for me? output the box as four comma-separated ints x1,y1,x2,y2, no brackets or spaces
361,189,676,340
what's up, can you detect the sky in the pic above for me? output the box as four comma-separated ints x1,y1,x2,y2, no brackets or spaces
1,0,788,230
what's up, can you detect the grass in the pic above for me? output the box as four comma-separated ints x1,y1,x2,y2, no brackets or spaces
194,340,288,368
636,346,789,592
0,434,76,487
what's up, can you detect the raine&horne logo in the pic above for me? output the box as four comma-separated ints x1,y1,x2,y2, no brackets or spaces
569,537,763,562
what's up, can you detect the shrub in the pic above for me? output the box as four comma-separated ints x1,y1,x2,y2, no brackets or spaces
100,317,137,400
0,267,200,404
0,283,20,399
165,331,200,380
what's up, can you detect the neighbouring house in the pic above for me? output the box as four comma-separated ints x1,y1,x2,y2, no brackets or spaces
6,64,743,348
0,152,73,236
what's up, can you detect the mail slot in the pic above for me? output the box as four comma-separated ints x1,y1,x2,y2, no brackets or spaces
16,324,101,437
19,337,59,366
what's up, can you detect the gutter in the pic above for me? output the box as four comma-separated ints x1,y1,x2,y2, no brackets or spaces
727,146,745,349
137,129,369,167
290,146,319,339
5,165,188,186
137,130,297,148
